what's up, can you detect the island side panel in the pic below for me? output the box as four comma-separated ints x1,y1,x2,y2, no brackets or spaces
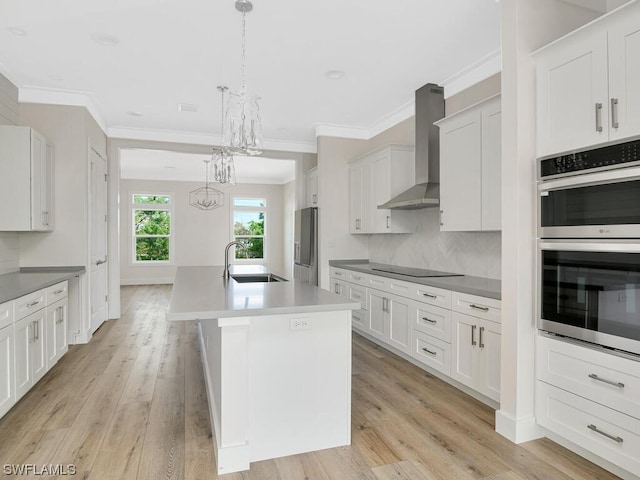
199,317,251,475
248,310,352,463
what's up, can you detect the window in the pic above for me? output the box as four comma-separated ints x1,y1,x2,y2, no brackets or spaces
233,197,266,260
132,194,172,263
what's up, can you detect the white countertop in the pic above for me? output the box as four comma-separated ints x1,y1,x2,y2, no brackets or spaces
167,265,360,321
0,267,85,304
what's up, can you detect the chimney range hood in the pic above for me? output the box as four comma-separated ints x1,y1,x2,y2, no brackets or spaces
378,83,444,210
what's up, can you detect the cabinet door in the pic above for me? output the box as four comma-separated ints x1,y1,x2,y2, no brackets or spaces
14,316,32,401
440,110,482,231
30,130,46,230
46,299,67,369
30,310,47,384
388,294,411,354
451,312,476,389
349,163,364,234
55,298,68,359
535,30,609,156
481,99,501,231
305,169,318,207
0,325,15,418
477,319,501,402
371,152,391,233
368,290,387,340
608,16,640,142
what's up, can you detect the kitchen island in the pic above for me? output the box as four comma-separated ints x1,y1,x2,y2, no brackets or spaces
167,265,359,475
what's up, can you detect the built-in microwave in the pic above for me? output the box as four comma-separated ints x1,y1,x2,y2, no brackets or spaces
538,239,640,357
538,138,640,238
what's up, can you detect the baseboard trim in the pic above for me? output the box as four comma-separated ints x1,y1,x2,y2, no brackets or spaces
120,277,174,286
495,410,543,443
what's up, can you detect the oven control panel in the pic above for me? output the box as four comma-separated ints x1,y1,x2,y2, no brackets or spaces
539,139,640,179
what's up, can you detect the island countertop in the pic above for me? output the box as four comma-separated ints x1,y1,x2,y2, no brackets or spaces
167,265,360,321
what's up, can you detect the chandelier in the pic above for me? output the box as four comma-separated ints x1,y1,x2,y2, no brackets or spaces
223,0,263,156
189,159,224,210
211,86,237,185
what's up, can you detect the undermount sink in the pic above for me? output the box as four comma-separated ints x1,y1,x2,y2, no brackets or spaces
230,273,287,283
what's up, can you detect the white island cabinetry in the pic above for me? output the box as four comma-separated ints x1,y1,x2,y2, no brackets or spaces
167,266,357,475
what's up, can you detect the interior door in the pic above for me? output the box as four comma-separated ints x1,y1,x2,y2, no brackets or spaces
90,148,108,335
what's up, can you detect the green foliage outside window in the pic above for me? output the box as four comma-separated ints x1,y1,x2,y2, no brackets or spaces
134,206,171,262
234,212,264,259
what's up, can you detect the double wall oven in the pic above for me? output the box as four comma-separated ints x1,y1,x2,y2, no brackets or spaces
537,138,640,357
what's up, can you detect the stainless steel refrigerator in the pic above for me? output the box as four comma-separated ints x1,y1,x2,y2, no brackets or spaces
293,207,318,285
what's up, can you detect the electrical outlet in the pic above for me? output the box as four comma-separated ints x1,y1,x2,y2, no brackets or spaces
290,317,311,331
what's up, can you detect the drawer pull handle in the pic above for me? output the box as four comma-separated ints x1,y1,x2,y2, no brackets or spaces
588,373,624,389
352,275,361,280
422,293,437,299
421,317,437,324
26,300,40,308
53,289,64,295
352,294,361,299
587,424,623,444
421,347,437,356
470,304,489,312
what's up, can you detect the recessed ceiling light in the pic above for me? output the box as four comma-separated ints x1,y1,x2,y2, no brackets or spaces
91,33,119,47
7,27,28,36
127,111,143,117
178,103,199,113
326,70,345,80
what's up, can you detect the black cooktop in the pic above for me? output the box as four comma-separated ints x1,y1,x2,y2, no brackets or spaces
371,266,463,278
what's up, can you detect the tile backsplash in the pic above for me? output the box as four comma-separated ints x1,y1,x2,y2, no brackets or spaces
0,232,20,274
368,209,501,280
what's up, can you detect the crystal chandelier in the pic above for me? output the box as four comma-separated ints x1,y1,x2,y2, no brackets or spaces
211,86,237,185
189,159,224,210
223,0,263,156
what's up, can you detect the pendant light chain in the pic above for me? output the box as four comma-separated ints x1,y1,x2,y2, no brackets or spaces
241,10,247,90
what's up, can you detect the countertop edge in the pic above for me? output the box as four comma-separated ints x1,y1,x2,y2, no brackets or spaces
0,267,86,304
330,261,501,300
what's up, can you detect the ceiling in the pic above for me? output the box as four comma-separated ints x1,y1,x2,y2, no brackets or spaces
120,149,296,184
0,0,502,152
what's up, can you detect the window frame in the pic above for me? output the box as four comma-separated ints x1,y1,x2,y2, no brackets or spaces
130,192,175,266
231,196,267,264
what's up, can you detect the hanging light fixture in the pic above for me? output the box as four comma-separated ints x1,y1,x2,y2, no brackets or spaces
211,86,237,185
189,158,224,210
223,0,263,156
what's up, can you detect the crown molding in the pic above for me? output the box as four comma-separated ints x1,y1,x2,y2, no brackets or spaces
440,48,502,98
314,123,370,140
109,126,317,154
18,86,108,135
367,98,415,138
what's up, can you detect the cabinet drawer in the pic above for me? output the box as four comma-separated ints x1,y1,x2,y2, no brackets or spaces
411,331,451,375
351,309,368,332
15,290,46,320
0,301,13,330
347,271,368,287
413,303,452,343
452,292,501,323
46,281,68,304
537,335,640,419
412,284,451,309
348,285,368,311
537,381,640,476
329,267,348,280
367,274,389,291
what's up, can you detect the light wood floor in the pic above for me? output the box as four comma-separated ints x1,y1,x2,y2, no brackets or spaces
0,285,622,480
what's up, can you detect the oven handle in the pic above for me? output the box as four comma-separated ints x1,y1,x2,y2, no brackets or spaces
538,239,640,254
538,165,640,192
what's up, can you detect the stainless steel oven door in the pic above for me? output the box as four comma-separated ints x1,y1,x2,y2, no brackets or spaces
538,239,640,356
538,166,640,238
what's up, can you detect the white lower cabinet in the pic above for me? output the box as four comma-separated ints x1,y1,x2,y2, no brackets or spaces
330,266,501,405
536,334,640,477
14,309,46,401
46,298,68,369
450,293,502,403
0,322,15,418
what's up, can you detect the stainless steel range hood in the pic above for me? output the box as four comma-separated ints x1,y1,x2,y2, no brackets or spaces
378,83,445,210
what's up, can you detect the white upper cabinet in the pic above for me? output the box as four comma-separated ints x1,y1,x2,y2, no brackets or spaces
349,145,414,234
534,1,640,157
0,126,54,231
437,95,501,232
304,167,318,208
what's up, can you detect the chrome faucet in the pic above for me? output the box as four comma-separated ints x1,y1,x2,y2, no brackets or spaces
223,241,247,279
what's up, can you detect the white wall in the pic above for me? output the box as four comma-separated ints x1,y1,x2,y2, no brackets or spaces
120,179,286,285
497,0,599,443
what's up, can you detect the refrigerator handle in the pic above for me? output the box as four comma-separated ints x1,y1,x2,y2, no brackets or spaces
294,242,300,263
